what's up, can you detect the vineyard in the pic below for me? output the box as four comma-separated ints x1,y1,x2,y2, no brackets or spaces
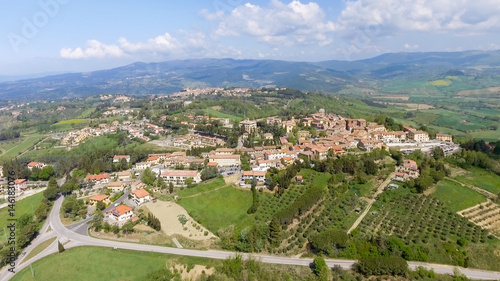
459,200,500,238
358,193,490,244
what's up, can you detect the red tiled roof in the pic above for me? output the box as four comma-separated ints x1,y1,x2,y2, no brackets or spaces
110,205,132,216
132,189,150,198
85,173,109,181
89,194,109,201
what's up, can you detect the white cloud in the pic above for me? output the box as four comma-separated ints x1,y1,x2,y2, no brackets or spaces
61,31,241,60
118,33,181,53
207,0,336,46
60,40,124,59
336,0,500,38
404,43,418,50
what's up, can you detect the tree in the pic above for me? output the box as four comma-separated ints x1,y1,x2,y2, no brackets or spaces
58,240,65,253
168,182,174,194
185,177,194,188
44,185,59,200
312,257,328,276
356,256,408,277
39,166,55,180
141,168,156,186
96,201,106,211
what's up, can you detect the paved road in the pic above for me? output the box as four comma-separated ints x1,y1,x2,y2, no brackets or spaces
3,196,500,281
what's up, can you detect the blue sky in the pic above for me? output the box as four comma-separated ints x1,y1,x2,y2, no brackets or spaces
2,0,500,75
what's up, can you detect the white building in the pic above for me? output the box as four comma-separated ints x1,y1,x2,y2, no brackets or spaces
208,154,241,168
131,189,151,205
108,205,133,222
161,170,202,186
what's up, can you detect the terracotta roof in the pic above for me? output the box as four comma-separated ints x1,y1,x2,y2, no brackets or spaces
85,173,109,181
209,154,240,159
14,179,26,184
161,170,199,177
242,171,266,177
207,162,218,167
108,181,124,187
110,205,132,216
27,162,37,167
89,194,109,201
132,189,150,198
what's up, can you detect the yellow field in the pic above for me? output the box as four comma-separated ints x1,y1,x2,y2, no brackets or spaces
429,80,452,87
54,119,87,125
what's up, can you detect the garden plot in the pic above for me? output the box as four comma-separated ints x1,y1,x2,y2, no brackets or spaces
458,200,500,237
144,201,217,241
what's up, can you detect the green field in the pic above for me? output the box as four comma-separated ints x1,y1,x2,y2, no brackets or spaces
54,119,87,125
205,108,242,122
454,168,500,194
178,177,226,198
22,237,56,263
12,246,216,281
0,192,45,244
0,135,45,160
432,179,487,212
178,185,254,233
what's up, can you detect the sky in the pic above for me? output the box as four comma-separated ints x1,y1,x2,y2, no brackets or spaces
1,0,500,76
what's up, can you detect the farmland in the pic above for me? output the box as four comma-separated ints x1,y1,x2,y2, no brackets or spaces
454,167,500,195
431,178,488,212
0,134,45,160
0,192,45,244
11,246,217,281
459,201,500,238
177,185,254,233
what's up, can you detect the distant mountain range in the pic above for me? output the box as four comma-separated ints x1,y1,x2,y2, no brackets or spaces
2,50,500,100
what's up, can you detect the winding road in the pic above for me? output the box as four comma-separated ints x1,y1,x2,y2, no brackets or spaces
2,196,500,280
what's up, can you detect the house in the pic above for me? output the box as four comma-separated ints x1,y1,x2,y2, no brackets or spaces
297,130,311,139
262,133,274,140
146,156,160,165
89,194,110,205
295,176,303,183
241,171,266,182
131,189,151,205
85,173,110,184
14,179,28,192
117,170,131,181
435,133,453,142
134,162,150,170
239,119,257,133
108,205,133,222
208,154,241,168
113,155,131,163
396,160,420,181
161,170,202,186
107,181,126,193
407,130,429,142
27,162,46,170
214,148,236,155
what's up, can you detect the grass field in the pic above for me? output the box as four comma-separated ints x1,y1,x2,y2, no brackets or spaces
11,246,216,281
178,177,226,198
205,108,242,122
22,237,56,263
0,135,45,160
54,119,87,125
454,167,500,194
178,185,254,233
0,192,45,244
432,179,487,212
